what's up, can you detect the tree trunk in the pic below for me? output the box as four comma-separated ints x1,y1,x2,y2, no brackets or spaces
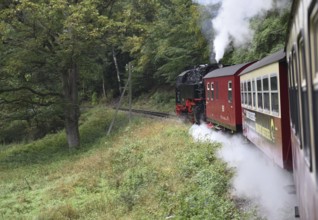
62,61,80,149
112,47,121,93
102,73,107,98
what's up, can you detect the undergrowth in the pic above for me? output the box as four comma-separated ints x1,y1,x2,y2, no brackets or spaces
0,106,246,219
120,88,175,113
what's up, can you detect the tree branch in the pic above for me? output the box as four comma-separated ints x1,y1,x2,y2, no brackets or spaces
0,98,55,107
0,86,63,98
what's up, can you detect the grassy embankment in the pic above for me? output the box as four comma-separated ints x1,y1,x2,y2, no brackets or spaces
0,105,247,219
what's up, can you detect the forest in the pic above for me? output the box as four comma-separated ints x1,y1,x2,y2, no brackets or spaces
0,0,290,148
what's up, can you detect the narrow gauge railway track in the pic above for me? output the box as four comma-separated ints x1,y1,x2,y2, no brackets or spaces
117,107,176,118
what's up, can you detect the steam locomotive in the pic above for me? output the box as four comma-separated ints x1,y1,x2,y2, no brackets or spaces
175,64,219,124
175,0,318,218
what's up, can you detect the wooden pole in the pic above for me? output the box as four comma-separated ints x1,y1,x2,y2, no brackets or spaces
112,47,121,93
107,80,129,136
129,62,132,123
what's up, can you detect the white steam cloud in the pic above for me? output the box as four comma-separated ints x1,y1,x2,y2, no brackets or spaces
212,0,272,61
194,0,289,62
189,123,298,220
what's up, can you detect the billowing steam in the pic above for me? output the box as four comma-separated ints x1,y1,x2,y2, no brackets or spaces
212,0,272,61
189,123,298,220
193,0,289,62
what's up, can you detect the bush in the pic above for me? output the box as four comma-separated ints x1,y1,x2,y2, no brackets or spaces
0,120,28,144
91,92,98,106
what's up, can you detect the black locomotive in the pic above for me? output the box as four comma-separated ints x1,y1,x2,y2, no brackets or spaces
175,64,219,124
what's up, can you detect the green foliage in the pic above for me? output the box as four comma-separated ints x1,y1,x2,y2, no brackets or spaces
152,92,172,104
0,120,28,144
1,0,210,145
176,143,240,219
122,0,210,88
91,92,98,106
121,87,176,113
0,0,129,146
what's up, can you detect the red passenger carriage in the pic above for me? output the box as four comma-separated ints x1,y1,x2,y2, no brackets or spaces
204,63,254,132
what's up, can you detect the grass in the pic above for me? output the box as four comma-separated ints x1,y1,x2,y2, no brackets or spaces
120,87,176,113
0,106,247,219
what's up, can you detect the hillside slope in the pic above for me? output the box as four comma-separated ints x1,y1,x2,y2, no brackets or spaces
0,107,247,219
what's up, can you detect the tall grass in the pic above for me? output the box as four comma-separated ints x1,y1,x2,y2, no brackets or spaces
0,106,246,219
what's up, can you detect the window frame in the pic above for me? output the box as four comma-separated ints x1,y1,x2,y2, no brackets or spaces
252,79,256,109
228,80,233,103
310,5,318,87
298,32,312,169
211,82,214,101
240,82,244,106
262,75,270,113
247,80,252,107
292,47,301,138
308,2,318,174
288,54,294,126
244,81,247,106
206,82,210,100
257,77,263,111
270,74,279,116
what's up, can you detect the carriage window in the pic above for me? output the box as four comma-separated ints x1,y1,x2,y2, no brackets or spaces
309,5,318,173
288,54,295,126
257,78,263,110
270,75,279,114
263,76,270,111
211,82,214,100
298,34,311,168
310,9,318,83
207,83,210,100
288,57,293,89
247,81,252,106
241,82,244,105
292,49,301,138
228,81,232,103
245,81,247,105
252,79,256,108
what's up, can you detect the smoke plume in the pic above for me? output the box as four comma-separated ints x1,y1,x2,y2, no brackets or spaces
212,0,272,61
194,0,289,62
189,123,298,220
